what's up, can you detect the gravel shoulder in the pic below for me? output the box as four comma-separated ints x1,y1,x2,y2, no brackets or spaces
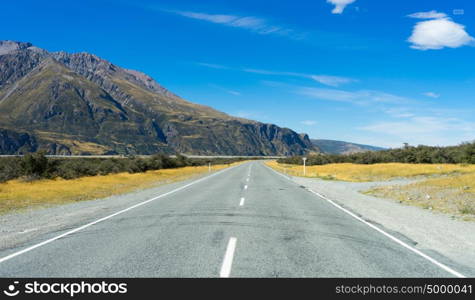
292,176,475,275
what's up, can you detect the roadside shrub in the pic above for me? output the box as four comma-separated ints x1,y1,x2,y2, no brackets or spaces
97,159,122,175
20,152,50,179
126,158,149,173
54,159,99,179
0,153,248,182
278,142,475,166
0,157,22,182
174,154,189,168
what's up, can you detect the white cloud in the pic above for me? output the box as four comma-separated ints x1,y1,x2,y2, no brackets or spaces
294,81,475,147
244,70,354,86
327,0,356,14
407,12,474,50
196,62,229,69
169,10,295,37
198,64,355,87
175,11,236,23
310,75,355,87
241,68,302,77
423,92,440,98
300,120,317,126
227,90,241,96
407,10,447,19
359,117,475,146
208,84,241,96
298,87,409,105
382,107,415,118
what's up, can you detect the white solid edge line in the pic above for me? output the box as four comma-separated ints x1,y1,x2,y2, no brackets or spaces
239,197,245,206
307,189,466,278
220,237,237,278
0,163,244,265
264,163,292,180
264,163,466,278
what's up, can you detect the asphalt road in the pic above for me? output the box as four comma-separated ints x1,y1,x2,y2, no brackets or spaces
0,161,463,277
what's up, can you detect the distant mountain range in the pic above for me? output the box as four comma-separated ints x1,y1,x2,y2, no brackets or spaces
0,41,318,156
311,139,385,154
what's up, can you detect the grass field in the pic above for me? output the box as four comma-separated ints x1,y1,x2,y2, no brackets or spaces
0,162,240,215
267,161,475,218
266,161,475,182
365,173,475,218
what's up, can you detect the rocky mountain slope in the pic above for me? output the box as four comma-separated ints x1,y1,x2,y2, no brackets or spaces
311,139,384,154
0,41,317,155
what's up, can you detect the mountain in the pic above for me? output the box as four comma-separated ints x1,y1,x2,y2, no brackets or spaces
311,139,384,155
0,41,318,156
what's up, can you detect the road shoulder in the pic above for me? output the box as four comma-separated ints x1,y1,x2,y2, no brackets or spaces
291,175,475,275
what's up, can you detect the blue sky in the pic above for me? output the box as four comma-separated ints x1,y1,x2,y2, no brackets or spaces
1,0,474,147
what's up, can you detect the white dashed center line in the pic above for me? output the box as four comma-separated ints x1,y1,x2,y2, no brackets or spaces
220,237,237,278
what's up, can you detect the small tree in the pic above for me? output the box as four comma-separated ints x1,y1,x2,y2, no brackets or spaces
21,151,49,179
175,153,188,167
462,142,475,164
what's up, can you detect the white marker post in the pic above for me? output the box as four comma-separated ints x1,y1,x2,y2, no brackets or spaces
302,157,307,176
208,162,211,173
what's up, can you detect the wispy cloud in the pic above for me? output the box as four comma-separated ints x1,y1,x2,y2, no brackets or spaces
310,75,356,87
407,11,475,50
423,92,440,98
359,117,475,146
167,10,299,38
300,120,317,126
327,0,357,14
199,64,355,87
297,87,409,105
382,107,415,118
241,68,302,77
295,84,474,147
407,10,447,19
208,84,241,96
243,68,356,87
196,62,229,70
226,90,241,96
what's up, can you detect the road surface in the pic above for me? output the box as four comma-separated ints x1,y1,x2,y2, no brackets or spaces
0,161,464,277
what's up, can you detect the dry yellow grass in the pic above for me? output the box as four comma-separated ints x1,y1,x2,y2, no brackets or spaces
419,172,475,191
266,161,475,182
366,172,475,218
0,163,240,215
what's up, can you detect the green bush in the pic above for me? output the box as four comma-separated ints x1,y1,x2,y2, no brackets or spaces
0,153,249,182
20,152,50,179
278,142,475,166
0,157,22,182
